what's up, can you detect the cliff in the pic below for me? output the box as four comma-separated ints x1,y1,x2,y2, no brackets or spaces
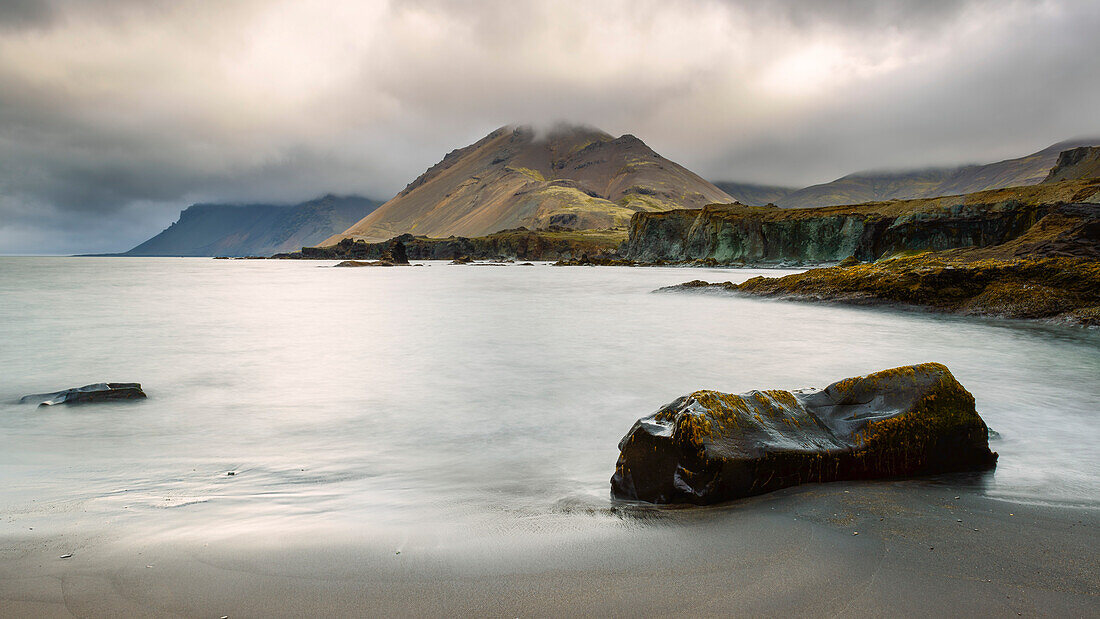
621,178,1100,264
122,194,380,257
1042,146,1100,184
664,203,1100,325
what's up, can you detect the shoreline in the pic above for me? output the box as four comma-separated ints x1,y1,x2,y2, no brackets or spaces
3,479,1096,617
660,282,1100,330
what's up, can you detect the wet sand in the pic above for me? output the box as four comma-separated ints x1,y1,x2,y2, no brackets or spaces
2,479,1096,617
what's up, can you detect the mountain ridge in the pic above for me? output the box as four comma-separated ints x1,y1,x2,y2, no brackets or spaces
321,124,736,245
120,194,380,257
712,181,798,206
767,138,1100,208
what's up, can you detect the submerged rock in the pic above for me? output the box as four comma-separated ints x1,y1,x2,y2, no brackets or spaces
611,363,997,505
20,383,147,407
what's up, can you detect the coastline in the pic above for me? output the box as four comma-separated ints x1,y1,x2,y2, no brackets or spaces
3,479,1096,617
660,281,1100,330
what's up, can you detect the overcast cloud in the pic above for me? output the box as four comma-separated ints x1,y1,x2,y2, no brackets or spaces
1,0,1098,254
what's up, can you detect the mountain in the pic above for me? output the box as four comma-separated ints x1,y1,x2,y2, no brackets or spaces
1042,146,1100,183
773,138,1100,208
123,194,380,256
321,124,735,245
713,181,797,206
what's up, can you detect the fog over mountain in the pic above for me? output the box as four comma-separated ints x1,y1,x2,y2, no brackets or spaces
1,0,1098,254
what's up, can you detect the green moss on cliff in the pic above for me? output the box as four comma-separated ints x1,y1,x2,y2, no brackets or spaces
622,178,1100,264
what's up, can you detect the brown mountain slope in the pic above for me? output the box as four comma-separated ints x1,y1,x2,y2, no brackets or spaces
774,138,1100,208
1042,146,1100,183
321,125,735,244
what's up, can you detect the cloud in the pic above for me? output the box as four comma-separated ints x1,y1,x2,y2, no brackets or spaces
0,0,55,31
0,0,1098,253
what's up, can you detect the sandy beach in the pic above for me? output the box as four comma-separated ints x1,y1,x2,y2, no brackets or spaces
3,477,1096,617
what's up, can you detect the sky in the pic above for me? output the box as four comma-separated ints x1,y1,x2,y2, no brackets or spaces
1,0,1099,254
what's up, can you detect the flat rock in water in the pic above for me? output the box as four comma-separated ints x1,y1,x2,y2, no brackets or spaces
333,260,395,267
611,363,997,505
20,383,147,407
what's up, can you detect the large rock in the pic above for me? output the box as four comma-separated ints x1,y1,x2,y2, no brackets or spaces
20,383,147,407
611,363,997,504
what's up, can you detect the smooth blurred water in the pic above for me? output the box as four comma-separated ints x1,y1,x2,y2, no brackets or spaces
1,257,1098,542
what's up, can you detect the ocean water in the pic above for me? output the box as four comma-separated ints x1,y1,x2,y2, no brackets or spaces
1,257,1098,544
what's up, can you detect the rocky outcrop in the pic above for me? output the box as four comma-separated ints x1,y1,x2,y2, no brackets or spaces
611,363,997,505
21,383,147,407
1042,146,1100,184
276,228,626,262
662,204,1100,325
621,178,1100,264
390,241,409,264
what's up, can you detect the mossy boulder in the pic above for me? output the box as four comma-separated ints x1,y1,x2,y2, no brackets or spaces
611,363,997,505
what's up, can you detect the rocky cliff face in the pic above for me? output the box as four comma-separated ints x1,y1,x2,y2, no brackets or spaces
665,203,1100,325
1043,146,1100,183
621,178,1100,264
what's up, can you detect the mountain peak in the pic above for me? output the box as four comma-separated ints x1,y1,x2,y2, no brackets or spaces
321,125,734,244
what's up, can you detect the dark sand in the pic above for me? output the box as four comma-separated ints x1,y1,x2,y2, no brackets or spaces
2,478,1097,617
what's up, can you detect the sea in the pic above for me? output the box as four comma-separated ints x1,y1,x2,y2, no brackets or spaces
1,257,1098,546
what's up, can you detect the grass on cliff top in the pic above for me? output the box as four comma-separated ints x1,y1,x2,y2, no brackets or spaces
661,177,1100,222
505,166,547,182
406,227,627,244
487,227,627,243
617,192,686,213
